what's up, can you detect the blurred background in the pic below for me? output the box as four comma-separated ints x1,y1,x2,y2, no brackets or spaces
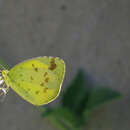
0,0,129,130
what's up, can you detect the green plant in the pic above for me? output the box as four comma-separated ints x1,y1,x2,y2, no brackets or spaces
41,69,122,130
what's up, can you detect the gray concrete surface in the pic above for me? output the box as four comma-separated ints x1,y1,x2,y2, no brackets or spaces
0,0,129,129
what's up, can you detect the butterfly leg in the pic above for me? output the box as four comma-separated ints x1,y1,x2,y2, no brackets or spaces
0,81,9,95
0,82,10,102
0,71,10,100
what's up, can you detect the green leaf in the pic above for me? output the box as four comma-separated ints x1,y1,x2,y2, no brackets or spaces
86,87,122,111
83,87,122,121
41,69,122,129
43,107,81,130
61,69,88,116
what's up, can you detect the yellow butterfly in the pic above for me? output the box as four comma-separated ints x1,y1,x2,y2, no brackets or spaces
0,56,65,106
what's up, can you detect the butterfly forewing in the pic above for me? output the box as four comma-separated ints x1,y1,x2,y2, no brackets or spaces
7,57,65,106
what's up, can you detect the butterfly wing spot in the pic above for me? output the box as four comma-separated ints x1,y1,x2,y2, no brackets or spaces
31,63,38,72
40,82,44,86
43,87,48,93
44,72,48,77
24,90,29,95
49,58,57,70
34,68,38,72
30,76,34,80
32,64,35,67
45,77,49,83
35,90,40,95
